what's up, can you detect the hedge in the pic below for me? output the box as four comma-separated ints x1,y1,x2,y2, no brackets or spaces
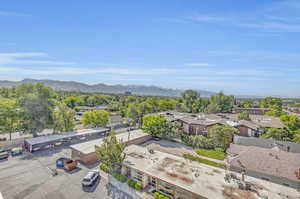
127,179,142,191
154,192,171,199
183,154,226,169
112,172,128,183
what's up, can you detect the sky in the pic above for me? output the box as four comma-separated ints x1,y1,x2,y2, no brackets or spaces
0,0,300,97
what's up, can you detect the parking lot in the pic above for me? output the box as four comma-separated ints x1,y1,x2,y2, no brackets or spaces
0,146,124,199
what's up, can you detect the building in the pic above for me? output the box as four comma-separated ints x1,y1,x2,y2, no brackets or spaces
121,145,300,199
233,135,300,153
233,107,269,115
179,114,224,136
178,113,283,138
24,128,109,152
70,130,152,164
227,144,300,189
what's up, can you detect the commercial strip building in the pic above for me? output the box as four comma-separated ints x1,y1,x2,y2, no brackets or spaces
121,145,300,199
24,128,109,152
227,144,300,189
70,130,152,164
232,107,269,115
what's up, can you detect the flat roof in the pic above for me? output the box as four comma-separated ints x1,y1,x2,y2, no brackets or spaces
70,129,149,154
123,145,300,199
25,128,109,146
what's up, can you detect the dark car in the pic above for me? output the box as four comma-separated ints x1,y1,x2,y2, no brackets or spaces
56,157,70,168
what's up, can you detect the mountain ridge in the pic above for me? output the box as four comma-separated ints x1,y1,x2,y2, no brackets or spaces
0,79,216,97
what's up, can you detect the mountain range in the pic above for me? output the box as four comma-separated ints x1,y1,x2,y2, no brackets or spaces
0,79,216,97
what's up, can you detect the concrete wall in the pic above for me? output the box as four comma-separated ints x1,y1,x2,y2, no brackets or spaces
230,166,300,189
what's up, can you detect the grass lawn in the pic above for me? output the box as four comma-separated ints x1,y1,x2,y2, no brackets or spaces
183,154,226,169
195,148,226,161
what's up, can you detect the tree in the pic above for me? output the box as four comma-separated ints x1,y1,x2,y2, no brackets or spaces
181,90,199,113
237,111,251,121
293,133,300,143
239,99,253,108
192,98,210,113
96,131,126,173
142,115,169,138
64,96,81,109
0,98,21,140
81,110,109,128
206,103,221,114
209,92,234,113
260,97,284,117
261,128,291,141
280,115,300,131
53,102,75,133
17,83,55,136
208,125,238,150
126,103,140,126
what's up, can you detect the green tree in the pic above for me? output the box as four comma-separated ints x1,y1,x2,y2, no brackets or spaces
126,103,140,126
293,133,300,143
208,125,238,150
142,115,169,138
239,99,253,108
17,83,55,136
237,111,251,121
181,90,199,113
96,131,126,173
209,92,234,113
261,128,291,141
53,102,76,133
280,115,300,131
81,110,110,128
0,98,21,140
64,96,81,109
205,103,220,114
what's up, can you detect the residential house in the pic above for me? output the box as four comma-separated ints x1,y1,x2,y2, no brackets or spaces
227,144,300,189
232,107,269,115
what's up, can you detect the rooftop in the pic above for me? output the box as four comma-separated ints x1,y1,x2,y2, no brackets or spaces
228,144,300,182
70,129,149,154
25,128,109,146
123,145,300,199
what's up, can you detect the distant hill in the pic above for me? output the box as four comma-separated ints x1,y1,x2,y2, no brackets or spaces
0,79,216,97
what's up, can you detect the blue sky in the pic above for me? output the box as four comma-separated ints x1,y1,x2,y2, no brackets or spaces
0,0,300,97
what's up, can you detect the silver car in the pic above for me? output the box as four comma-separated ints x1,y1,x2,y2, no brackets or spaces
82,170,100,187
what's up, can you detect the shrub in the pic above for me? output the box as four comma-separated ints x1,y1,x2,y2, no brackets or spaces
127,179,142,191
183,154,226,169
154,192,171,199
112,172,127,183
100,163,110,173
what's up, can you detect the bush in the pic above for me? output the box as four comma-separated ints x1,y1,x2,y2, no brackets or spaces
154,192,171,199
112,172,127,183
127,179,142,191
183,154,226,169
99,163,110,173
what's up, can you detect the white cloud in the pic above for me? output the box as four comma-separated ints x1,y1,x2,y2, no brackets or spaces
0,52,75,65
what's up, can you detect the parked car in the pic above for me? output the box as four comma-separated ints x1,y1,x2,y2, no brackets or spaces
82,170,100,187
56,157,71,168
11,147,23,156
0,151,9,160
63,159,78,171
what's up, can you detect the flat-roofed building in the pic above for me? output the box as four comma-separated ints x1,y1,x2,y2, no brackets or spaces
122,145,299,199
70,130,152,164
233,107,269,115
24,128,109,152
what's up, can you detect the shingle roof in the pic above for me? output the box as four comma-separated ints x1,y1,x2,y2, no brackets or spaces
228,144,300,182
